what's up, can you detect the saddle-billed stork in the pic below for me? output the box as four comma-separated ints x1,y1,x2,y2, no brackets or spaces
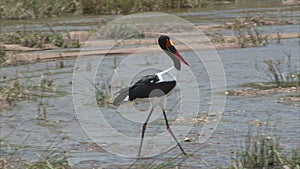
113,35,189,157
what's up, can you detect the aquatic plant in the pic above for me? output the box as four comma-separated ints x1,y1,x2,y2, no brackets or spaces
27,154,71,169
230,129,300,169
222,16,292,30
231,17,268,48
276,32,282,44
0,71,67,111
208,32,231,44
40,74,56,92
0,79,30,110
0,30,81,48
209,15,293,48
0,134,71,169
256,52,300,87
95,83,111,106
98,23,144,39
128,152,186,169
208,15,289,48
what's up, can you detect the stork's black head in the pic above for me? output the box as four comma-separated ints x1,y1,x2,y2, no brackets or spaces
158,35,171,50
158,35,189,70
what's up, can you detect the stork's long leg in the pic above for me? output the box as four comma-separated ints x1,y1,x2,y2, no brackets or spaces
162,108,187,156
138,107,154,157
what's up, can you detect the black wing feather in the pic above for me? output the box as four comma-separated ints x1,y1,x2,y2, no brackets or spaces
128,75,159,100
113,74,176,106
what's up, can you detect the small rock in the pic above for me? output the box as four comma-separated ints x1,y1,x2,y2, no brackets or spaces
254,119,262,126
184,137,192,142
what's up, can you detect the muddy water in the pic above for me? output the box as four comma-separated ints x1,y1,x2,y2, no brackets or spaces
1,3,300,169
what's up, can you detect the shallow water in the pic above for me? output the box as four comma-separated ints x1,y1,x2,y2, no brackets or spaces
1,2,300,168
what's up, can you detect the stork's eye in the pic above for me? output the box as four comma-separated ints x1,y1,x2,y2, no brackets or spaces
166,40,177,53
166,39,175,48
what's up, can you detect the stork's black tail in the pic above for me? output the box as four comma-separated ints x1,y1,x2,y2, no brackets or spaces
113,87,129,106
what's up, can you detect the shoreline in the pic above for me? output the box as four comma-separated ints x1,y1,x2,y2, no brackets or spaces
1,32,299,65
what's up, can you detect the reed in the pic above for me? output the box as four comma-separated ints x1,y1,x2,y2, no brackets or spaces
256,52,300,87
230,129,300,169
